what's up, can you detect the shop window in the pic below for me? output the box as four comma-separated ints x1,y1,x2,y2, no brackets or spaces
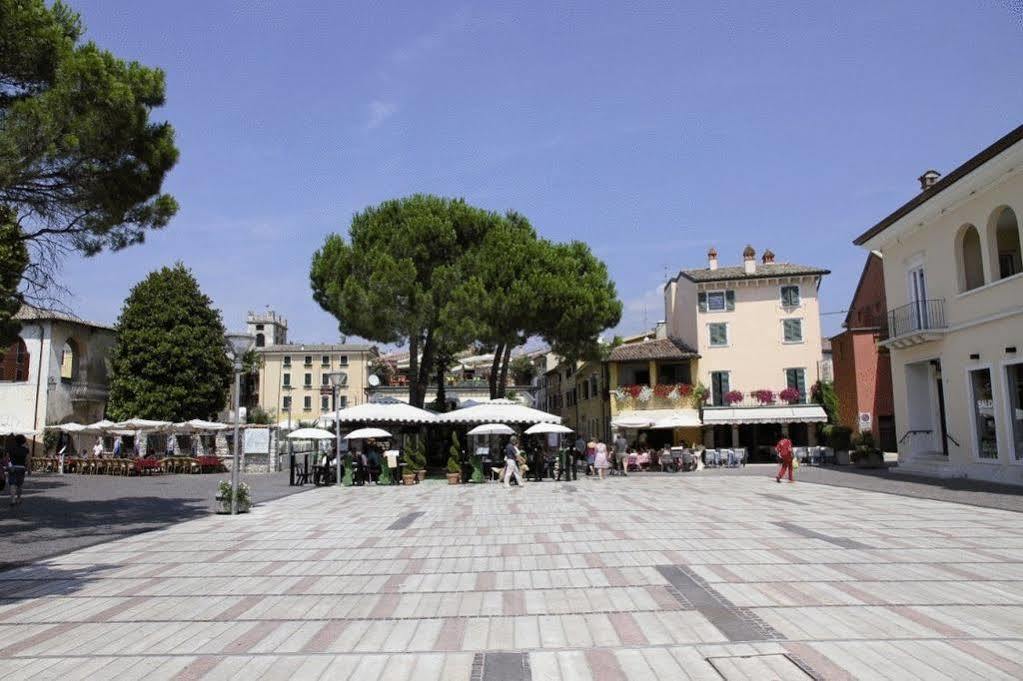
1006,363,1023,462
969,367,999,459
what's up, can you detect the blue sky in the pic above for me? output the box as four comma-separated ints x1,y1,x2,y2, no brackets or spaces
62,0,1023,343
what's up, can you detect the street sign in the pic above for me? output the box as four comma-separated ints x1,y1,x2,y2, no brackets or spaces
320,386,332,396
858,412,872,432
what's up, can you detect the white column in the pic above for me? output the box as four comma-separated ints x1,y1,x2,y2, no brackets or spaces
731,425,740,447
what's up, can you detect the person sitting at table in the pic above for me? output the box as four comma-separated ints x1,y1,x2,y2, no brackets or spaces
92,438,103,459
384,448,399,484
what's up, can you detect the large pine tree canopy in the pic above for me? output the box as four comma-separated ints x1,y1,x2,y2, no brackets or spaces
0,0,179,342
107,265,231,421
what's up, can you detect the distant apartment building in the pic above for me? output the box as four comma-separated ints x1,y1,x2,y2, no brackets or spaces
0,306,116,453
854,124,1023,483
247,312,377,424
559,358,611,441
830,252,896,451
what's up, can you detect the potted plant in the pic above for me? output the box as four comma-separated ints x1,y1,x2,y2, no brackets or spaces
447,432,462,484
824,425,853,465
401,448,417,485
851,432,884,468
692,383,709,404
724,390,744,405
409,438,428,481
215,480,251,513
752,389,776,405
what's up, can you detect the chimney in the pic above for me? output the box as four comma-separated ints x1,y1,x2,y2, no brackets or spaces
743,244,756,274
761,249,775,264
707,247,718,271
918,169,941,191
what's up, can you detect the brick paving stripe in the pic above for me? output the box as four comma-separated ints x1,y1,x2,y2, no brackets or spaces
776,521,873,550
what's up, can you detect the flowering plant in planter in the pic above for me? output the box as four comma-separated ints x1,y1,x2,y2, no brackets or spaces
677,383,693,397
637,386,653,402
692,383,710,404
752,389,776,405
653,383,674,398
625,384,643,399
216,480,251,513
779,387,802,404
724,390,744,405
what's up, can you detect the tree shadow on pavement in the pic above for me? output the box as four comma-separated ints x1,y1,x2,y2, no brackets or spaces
0,495,209,570
0,562,123,600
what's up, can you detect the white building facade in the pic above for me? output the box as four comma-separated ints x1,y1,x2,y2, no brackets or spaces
855,124,1023,483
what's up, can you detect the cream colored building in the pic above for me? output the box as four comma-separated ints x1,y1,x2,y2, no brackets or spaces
854,124,1023,483
609,247,830,459
254,344,377,425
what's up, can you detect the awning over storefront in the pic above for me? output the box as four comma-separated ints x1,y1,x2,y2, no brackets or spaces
612,409,701,430
702,404,828,425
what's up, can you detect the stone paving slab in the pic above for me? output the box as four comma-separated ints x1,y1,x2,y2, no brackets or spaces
1,475,1023,679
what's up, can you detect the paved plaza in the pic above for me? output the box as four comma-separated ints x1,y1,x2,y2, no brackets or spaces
1,475,1023,680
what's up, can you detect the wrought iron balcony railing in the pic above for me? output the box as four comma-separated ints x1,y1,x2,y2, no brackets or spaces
884,299,946,340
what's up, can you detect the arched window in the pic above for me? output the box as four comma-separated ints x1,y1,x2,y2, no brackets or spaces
0,339,30,382
255,333,265,348
987,206,1022,280
60,339,79,382
956,224,985,292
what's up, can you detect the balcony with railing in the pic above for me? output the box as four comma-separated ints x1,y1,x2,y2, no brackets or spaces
881,299,947,349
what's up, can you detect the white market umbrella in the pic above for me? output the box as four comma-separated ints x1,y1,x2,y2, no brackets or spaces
524,423,574,435
321,397,437,425
343,427,392,440
113,418,171,431
468,423,516,436
286,427,336,440
49,422,87,433
438,399,560,425
82,419,117,433
173,419,229,432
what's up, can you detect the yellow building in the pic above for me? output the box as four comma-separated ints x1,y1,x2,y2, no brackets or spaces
254,344,377,425
559,359,611,441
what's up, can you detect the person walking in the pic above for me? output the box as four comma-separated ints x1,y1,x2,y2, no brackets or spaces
585,437,597,476
775,436,795,483
503,436,524,488
594,438,610,480
6,434,29,506
613,431,629,476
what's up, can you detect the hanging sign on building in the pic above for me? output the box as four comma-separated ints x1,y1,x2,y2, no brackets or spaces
858,412,873,432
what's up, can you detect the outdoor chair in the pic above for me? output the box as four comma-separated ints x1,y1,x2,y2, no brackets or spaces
704,449,719,467
808,446,821,465
720,448,733,467
793,447,806,465
626,454,638,471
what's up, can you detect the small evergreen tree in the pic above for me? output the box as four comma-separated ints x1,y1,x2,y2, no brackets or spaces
447,432,462,474
108,264,232,421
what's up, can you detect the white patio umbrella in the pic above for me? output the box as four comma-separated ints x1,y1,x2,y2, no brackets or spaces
468,423,516,436
343,427,392,440
113,418,171,430
437,399,560,425
286,427,336,440
49,422,87,433
321,397,437,425
524,423,574,435
82,419,116,433
173,419,229,432
0,427,39,436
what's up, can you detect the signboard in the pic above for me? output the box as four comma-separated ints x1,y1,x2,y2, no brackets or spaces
244,428,270,454
320,386,332,396
858,412,872,433
474,445,490,458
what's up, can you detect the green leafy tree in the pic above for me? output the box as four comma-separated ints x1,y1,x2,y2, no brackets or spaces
108,264,231,421
0,0,179,338
811,380,839,424
0,210,28,345
310,195,495,407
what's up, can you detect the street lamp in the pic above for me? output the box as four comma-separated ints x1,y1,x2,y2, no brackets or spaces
226,333,256,514
326,371,348,486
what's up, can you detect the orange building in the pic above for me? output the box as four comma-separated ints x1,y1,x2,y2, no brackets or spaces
830,252,896,451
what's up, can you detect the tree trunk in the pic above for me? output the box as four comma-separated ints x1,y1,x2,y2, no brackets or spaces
488,343,504,399
497,344,513,398
416,326,436,408
435,360,447,412
407,334,421,408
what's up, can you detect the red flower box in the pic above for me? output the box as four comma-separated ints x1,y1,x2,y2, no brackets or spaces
724,390,744,405
752,389,776,405
779,387,802,404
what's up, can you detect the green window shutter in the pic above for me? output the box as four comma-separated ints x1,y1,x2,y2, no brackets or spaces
698,292,707,312
782,286,800,307
710,323,727,346
784,319,802,342
725,290,735,311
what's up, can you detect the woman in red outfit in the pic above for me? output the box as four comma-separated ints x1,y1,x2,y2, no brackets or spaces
775,437,794,483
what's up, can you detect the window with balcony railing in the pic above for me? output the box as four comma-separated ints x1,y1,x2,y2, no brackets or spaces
886,299,946,339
